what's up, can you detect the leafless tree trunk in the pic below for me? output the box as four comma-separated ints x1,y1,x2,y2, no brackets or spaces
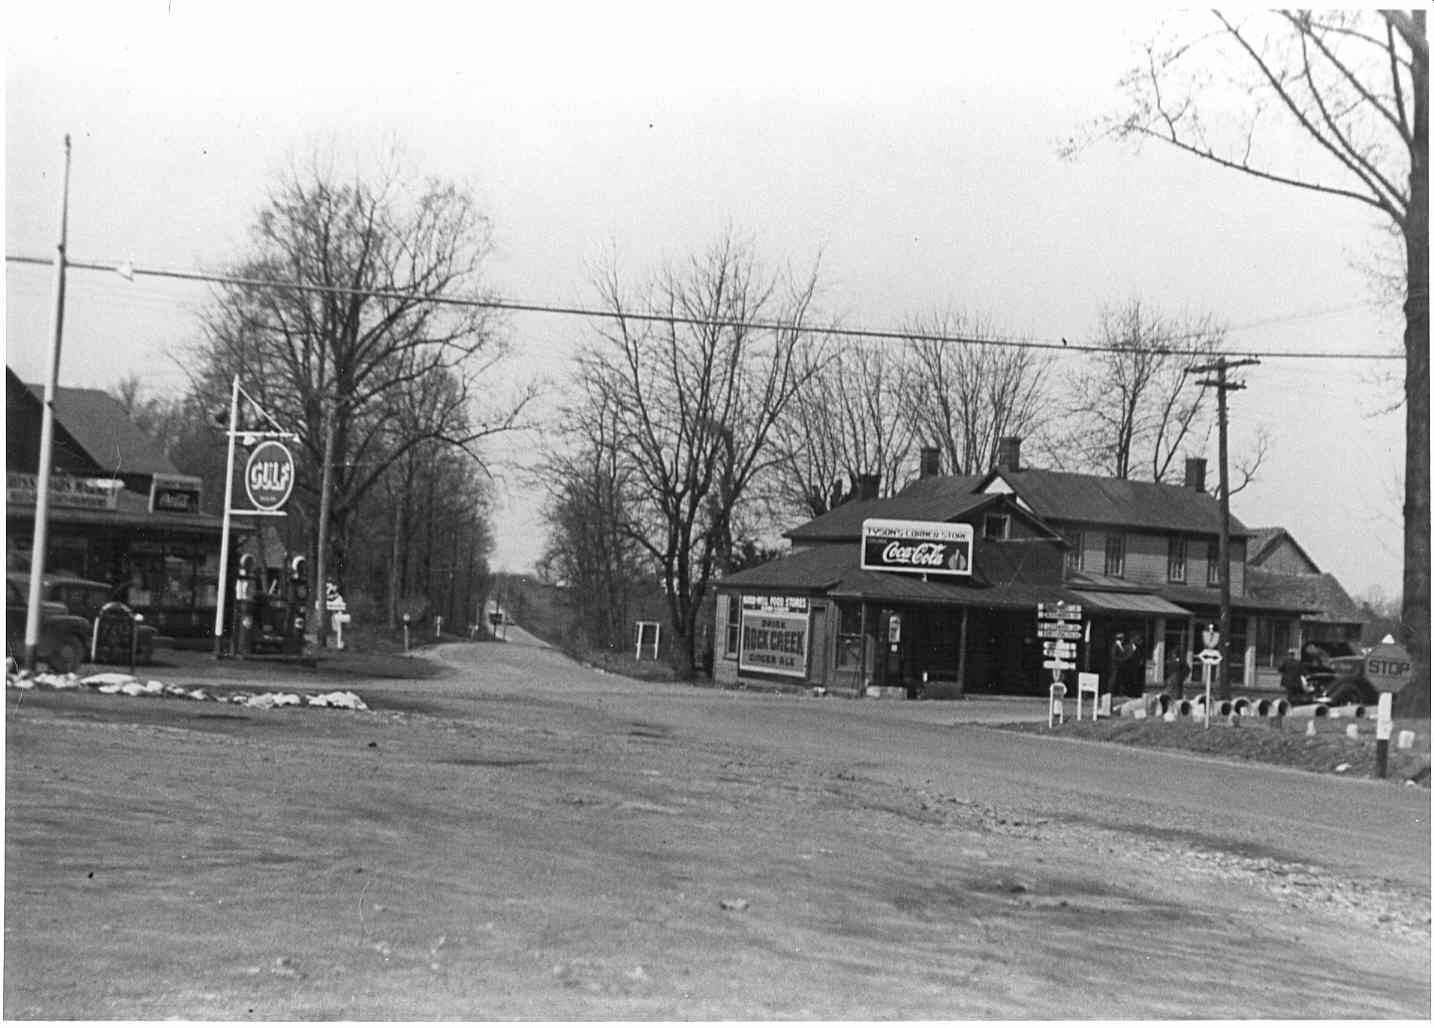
192,147,531,644
1077,9,1428,708
574,231,822,675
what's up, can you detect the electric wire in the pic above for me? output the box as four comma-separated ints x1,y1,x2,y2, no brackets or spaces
5,252,1405,362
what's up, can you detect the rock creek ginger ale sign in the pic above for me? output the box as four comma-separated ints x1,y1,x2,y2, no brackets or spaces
861,518,973,576
738,595,810,678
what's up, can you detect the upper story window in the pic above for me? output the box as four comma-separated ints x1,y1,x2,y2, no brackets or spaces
1103,533,1126,577
1207,546,1222,586
983,513,1010,540
1167,537,1187,582
1064,530,1084,571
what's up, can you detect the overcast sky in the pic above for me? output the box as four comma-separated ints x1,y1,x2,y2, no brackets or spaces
5,3,1408,602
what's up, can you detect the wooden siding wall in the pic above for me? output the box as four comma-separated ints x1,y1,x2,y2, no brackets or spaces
1068,527,1246,595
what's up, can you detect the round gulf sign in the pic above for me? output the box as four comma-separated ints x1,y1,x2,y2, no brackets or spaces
244,440,295,512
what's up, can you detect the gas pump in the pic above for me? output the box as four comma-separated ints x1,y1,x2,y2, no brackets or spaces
285,555,309,654
233,553,257,655
885,611,903,690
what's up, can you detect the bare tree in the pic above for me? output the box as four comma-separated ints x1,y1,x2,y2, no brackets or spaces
1074,9,1428,707
768,341,913,518
539,397,647,651
575,231,821,675
1066,300,1227,482
896,311,1053,476
193,149,531,644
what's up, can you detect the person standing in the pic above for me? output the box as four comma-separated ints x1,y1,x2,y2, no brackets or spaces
1110,632,1138,697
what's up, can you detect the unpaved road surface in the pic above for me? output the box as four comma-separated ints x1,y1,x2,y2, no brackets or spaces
5,633,1429,1019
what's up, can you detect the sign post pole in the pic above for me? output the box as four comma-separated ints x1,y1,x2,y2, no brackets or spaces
212,375,241,658
1375,692,1393,779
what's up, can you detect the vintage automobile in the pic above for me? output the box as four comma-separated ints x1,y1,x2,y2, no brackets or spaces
5,574,92,673
1289,640,1380,707
41,573,157,664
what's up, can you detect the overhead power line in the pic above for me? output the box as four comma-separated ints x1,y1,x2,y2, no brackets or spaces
4,252,1403,362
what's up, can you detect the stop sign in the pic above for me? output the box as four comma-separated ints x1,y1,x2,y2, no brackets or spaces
1363,640,1413,692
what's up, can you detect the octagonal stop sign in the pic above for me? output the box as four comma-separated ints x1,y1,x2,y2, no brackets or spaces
1363,640,1413,693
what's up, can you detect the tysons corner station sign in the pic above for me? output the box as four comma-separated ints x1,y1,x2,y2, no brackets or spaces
861,518,973,576
738,595,810,678
243,440,296,513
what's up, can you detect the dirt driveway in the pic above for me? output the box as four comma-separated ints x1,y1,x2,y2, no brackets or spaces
5,636,1429,1019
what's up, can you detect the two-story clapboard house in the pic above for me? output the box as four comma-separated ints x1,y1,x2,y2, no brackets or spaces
713,437,1328,697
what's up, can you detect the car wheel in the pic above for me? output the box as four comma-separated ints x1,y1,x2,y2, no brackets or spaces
47,635,86,674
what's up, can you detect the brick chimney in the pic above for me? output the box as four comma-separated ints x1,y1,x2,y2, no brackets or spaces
857,474,881,500
996,436,1022,472
919,446,940,478
1184,457,1207,493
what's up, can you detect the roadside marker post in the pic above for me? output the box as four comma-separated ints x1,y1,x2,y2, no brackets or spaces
1048,681,1067,728
1375,692,1394,778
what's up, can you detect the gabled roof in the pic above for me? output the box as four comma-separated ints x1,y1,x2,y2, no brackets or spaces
1245,567,1362,624
1245,526,1320,572
20,378,179,478
975,466,1249,538
785,478,1058,544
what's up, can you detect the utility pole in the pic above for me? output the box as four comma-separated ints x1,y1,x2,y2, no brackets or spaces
23,135,72,672
1188,355,1260,699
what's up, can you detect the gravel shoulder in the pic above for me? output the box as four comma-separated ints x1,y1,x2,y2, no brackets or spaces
5,639,1429,1019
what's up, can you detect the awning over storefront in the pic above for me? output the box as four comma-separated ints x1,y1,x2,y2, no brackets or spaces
1070,590,1191,617
828,569,1085,611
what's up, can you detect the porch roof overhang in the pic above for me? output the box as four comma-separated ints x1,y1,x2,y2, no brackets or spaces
1156,584,1317,617
1069,590,1192,617
5,500,239,535
826,569,1085,611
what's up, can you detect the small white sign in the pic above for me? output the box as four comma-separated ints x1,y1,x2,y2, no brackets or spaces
1198,648,1223,666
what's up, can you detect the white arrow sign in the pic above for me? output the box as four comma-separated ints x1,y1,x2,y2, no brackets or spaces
1043,658,1076,670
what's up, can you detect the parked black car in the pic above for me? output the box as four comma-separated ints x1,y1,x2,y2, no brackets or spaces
38,573,157,664
5,574,92,673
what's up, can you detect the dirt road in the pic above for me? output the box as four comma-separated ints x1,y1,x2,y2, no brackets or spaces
5,635,1429,1018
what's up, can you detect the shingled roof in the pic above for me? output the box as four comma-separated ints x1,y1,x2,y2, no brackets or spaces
1245,567,1362,624
977,467,1249,538
784,475,987,543
21,379,179,478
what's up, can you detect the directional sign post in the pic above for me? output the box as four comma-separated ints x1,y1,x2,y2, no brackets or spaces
1198,648,1222,729
1037,602,1084,688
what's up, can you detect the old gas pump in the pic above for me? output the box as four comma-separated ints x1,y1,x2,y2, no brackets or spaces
285,555,309,654
233,553,257,655
885,611,903,691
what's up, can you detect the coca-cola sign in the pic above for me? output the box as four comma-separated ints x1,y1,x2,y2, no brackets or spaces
861,518,973,577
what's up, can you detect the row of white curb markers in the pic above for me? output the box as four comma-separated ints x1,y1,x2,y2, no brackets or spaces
5,666,368,711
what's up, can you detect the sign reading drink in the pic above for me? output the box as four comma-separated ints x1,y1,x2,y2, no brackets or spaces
738,595,810,678
860,518,973,577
